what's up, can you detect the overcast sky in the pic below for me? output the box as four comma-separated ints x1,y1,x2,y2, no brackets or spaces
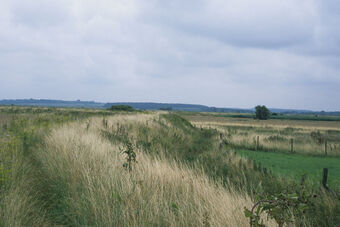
1,0,340,110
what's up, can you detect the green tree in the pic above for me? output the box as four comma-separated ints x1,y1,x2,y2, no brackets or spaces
255,105,270,120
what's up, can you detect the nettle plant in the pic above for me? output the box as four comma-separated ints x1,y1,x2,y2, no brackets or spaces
120,140,137,172
244,187,315,227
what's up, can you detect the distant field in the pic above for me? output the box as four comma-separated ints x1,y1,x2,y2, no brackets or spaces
182,114,340,130
181,111,340,189
236,149,340,188
181,111,340,122
182,113,340,157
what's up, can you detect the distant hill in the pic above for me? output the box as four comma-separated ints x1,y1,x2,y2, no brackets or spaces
103,102,253,113
267,108,340,115
0,99,105,108
1,99,339,115
268,108,312,114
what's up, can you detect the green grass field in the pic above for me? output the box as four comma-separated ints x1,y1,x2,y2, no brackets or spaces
236,149,340,188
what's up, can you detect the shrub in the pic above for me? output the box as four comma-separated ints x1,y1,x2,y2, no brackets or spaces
108,105,135,112
265,135,287,142
244,187,315,227
310,131,324,144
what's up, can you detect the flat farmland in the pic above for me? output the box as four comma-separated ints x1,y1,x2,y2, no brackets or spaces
181,112,340,189
182,113,340,157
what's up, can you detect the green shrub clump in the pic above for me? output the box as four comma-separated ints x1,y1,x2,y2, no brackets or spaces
108,105,135,112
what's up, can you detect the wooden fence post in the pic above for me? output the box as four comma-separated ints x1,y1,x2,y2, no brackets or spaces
322,168,329,190
325,141,328,156
290,138,294,153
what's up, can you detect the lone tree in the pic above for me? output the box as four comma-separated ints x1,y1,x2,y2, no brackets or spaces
255,105,270,120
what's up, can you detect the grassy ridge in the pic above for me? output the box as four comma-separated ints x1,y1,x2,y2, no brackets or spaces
99,113,340,226
31,114,260,226
0,109,264,226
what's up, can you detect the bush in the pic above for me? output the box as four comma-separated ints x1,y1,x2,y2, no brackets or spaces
265,135,287,142
108,105,135,112
310,131,325,144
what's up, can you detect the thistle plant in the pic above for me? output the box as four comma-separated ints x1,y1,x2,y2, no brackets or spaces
121,140,136,172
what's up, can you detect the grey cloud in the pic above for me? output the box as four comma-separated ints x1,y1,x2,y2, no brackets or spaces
140,0,317,48
0,0,340,110
10,0,72,28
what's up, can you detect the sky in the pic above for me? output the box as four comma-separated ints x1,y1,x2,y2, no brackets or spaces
1,0,340,111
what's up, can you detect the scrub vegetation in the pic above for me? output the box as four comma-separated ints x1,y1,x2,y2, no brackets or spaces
0,106,339,226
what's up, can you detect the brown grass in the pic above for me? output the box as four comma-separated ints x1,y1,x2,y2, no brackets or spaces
35,115,275,226
0,111,279,226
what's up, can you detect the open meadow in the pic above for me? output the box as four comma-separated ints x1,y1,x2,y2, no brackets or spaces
181,113,340,186
0,106,339,226
183,113,340,157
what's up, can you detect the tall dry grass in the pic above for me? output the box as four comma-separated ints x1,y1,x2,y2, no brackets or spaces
35,116,275,226
0,147,50,227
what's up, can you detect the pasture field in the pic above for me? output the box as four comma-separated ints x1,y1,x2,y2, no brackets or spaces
182,113,340,185
236,149,340,187
0,106,339,226
183,113,340,157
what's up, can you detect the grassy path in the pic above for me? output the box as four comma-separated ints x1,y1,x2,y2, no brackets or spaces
236,149,340,188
